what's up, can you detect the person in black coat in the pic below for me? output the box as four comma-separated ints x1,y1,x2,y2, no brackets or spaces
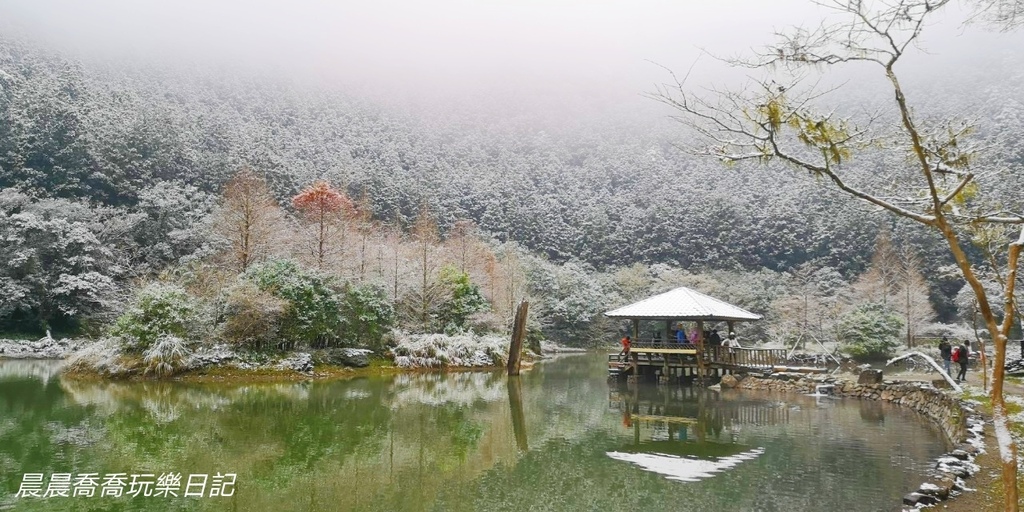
708,329,722,347
938,336,952,376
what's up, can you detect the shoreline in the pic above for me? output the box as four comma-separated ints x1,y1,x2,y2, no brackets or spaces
6,336,584,384
57,358,544,384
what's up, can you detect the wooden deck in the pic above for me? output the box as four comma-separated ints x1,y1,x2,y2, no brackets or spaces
608,343,789,383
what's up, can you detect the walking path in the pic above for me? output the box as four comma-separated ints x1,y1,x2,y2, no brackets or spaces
887,365,1023,511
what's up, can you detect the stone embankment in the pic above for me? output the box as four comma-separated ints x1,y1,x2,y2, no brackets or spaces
0,337,88,359
722,370,984,510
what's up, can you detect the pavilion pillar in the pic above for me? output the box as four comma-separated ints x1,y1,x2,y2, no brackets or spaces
663,320,672,381
725,321,736,368
632,319,639,343
696,320,706,384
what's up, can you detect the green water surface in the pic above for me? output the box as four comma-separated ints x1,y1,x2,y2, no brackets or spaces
0,354,948,511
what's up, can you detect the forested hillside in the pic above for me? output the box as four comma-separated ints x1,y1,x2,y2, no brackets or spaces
1,34,1022,344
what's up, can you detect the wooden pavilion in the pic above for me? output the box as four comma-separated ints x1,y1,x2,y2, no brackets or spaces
605,286,786,384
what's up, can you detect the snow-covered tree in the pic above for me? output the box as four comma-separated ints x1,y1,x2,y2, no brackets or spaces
212,167,287,272
0,190,119,333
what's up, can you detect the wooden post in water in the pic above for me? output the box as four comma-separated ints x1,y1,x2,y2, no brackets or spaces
507,300,529,376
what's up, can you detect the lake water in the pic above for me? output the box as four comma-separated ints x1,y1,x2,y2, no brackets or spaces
1,354,949,511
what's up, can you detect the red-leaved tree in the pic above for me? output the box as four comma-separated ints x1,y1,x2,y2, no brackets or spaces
292,181,354,269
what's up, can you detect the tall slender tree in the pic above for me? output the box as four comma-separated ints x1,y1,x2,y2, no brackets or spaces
213,167,285,273
354,191,377,281
652,1,1021,505
896,247,936,347
410,202,441,331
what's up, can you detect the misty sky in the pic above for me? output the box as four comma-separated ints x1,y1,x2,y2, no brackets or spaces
2,0,1022,115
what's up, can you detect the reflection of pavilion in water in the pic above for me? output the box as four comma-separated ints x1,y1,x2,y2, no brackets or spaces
606,384,788,482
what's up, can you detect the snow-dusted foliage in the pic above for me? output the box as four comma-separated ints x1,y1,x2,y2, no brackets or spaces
0,189,125,332
390,332,508,368
0,36,904,282
142,334,191,377
110,283,205,352
241,260,345,349
64,338,130,377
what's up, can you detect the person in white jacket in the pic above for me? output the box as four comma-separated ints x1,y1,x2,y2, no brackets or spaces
723,332,741,362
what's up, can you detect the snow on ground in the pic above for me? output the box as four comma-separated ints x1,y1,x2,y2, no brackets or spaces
390,332,508,369
1007,394,1024,424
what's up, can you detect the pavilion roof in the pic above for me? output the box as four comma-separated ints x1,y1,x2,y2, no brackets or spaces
604,286,762,322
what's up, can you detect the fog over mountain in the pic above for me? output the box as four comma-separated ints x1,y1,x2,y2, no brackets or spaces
1,0,1023,336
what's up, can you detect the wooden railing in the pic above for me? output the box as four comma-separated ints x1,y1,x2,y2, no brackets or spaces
706,346,786,369
629,342,699,351
609,345,787,370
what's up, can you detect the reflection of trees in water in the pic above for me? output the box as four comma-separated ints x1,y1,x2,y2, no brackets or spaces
390,371,506,407
508,376,528,451
597,383,948,512
0,372,94,488
0,359,65,385
1,356,948,512
15,364,602,511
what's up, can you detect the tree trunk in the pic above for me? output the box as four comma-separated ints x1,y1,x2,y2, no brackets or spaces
507,300,528,376
940,220,1020,509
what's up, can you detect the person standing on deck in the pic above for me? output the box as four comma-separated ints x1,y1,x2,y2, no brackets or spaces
675,326,686,344
955,341,970,383
723,332,741,362
620,335,631,360
938,336,953,377
708,329,722,347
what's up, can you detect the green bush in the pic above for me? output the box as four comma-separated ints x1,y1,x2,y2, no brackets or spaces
243,260,344,349
111,283,201,352
219,281,288,350
837,303,903,361
437,266,490,335
340,283,395,351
